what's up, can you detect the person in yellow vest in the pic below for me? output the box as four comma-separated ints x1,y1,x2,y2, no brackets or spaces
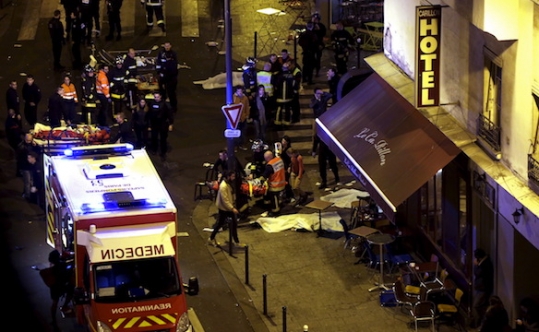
60,74,78,125
259,150,286,216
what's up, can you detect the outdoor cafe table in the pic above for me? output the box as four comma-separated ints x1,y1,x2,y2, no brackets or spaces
367,233,395,292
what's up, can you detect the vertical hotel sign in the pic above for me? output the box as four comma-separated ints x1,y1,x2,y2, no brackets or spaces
415,6,441,107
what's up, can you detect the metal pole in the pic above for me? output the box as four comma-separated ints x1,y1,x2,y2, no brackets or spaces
254,32,257,59
228,218,233,257
282,306,287,332
224,0,236,172
245,245,250,285
263,274,268,315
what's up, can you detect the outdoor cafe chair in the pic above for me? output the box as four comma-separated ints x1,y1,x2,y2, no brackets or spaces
410,300,436,332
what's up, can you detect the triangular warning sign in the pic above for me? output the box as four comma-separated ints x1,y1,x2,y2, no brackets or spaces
221,103,243,130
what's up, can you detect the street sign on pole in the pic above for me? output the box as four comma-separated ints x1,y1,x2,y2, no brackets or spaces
221,104,243,130
224,129,241,138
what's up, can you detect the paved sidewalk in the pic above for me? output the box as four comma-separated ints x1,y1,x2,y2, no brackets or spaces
192,165,464,332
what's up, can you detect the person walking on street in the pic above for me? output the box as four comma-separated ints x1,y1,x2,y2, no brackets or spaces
80,65,98,124
156,42,179,112
312,134,340,189
132,98,149,149
123,48,139,109
25,151,43,206
109,56,128,115
273,62,294,126
147,92,174,161
110,111,137,146
6,80,20,115
287,148,307,206
258,150,286,216
141,0,166,32
17,133,38,191
60,0,77,40
5,108,23,154
232,86,250,151
297,22,319,85
106,0,123,41
48,10,66,71
252,85,269,141
69,10,84,70
331,21,355,75
22,75,42,128
311,13,327,77
48,86,65,128
61,74,79,125
79,0,100,45
41,249,74,329
310,87,332,119
96,64,112,126
327,67,341,105
472,248,494,328
208,170,240,247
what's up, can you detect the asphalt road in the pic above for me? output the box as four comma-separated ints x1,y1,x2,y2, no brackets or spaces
0,1,272,331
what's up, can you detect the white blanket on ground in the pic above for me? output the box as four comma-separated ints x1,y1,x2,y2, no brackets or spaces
193,72,244,90
320,188,369,209
256,212,344,233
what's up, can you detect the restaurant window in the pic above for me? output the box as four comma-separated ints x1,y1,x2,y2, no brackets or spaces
478,48,502,152
528,92,539,188
420,164,472,277
420,170,442,246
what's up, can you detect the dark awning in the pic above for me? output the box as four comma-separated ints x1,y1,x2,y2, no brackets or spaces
315,73,460,220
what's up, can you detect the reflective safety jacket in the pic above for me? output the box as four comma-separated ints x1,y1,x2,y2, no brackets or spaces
141,0,163,6
265,157,285,192
96,69,110,98
257,71,273,96
108,65,127,99
61,83,78,103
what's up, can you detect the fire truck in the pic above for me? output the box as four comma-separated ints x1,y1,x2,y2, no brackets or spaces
43,143,197,332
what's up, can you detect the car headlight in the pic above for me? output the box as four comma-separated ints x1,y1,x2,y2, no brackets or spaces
176,311,191,332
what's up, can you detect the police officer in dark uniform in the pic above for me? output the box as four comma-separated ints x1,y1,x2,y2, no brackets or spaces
108,56,128,115
106,0,123,41
60,0,77,40
311,13,327,77
80,0,100,44
48,10,65,70
81,65,98,124
242,57,257,112
297,22,318,85
70,10,84,70
147,92,174,161
110,111,137,146
123,48,139,109
156,42,179,112
330,21,355,75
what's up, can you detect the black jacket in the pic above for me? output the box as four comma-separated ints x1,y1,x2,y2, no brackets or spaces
48,92,65,128
6,87,19,113
48,17,64,42
22,83,42,105
148,99,174,130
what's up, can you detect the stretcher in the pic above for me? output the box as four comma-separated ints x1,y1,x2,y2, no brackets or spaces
32,123,110,156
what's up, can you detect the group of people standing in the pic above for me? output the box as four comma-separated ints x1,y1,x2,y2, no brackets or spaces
50,0,167,71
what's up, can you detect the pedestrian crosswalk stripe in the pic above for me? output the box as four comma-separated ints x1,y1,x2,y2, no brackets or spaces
18,0,42,41
181,0,199,37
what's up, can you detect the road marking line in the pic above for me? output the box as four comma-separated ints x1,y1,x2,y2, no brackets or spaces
18,0,41,40
181,0,199,37
188,308,205,332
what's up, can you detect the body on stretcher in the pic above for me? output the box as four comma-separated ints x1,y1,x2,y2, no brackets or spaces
207,179,268,197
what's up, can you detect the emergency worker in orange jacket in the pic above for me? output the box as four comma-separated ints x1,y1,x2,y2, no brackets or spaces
259,150,286,216
96,64,112,126
60,74,78,125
